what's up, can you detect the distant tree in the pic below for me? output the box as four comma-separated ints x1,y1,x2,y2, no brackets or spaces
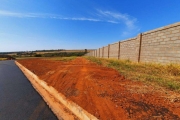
85,49,87,53
34,54,42,57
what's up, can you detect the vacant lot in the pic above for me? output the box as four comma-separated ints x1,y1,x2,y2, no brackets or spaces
18,57,180,119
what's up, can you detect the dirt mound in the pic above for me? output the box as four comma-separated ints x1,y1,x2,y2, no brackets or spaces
18,57,180,120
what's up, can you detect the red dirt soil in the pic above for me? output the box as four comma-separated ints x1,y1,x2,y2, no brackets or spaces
18,57,180,120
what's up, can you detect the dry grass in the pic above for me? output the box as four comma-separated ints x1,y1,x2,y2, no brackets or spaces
0,58,7,61
85,56,180,92
35,52,59,54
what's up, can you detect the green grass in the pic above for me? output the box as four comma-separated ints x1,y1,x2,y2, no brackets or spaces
44,56,77,62
85,56,102,65
85,56,180,92
16,56,77,62
15,57,46,60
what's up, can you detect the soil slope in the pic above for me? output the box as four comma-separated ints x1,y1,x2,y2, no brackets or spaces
18,57,180,120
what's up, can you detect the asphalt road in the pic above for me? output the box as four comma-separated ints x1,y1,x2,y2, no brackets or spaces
0,60,58,120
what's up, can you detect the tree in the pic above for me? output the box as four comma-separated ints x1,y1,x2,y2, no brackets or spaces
85,49,87,53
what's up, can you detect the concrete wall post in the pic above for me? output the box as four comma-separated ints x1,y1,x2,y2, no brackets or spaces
138,33,142,62
118,41,121,59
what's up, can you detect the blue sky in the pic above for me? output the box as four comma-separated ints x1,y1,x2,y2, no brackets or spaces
0,0,180,52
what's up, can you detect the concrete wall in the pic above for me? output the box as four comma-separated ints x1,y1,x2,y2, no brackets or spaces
141,23,180,63
109,42,119,59
120,37,139,62
100,48,103,58
103,46,109,58
86,22,180,64
97,49,100,57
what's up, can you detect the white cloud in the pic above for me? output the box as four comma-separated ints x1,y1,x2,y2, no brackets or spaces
0,10,101,22
96,10,139,36
60,17,101,22
0,10,38,18
0,9,139,36
97,10,137,29
107,20,119,24
0,10,137,26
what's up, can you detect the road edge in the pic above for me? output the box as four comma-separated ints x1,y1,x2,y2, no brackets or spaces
15,61,98,120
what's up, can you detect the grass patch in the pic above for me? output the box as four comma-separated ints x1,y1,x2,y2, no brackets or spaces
85,56,102,65
85,56,180,92
15,57,46,60
44,56,77,62
0,58,6,61
16,56,77,62
42,52,87,57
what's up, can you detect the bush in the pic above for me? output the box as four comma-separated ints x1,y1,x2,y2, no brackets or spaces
42,52,87,57
34,54,42,57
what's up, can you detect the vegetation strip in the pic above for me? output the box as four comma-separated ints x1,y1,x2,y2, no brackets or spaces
85,57,180,92
16,61,98,120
